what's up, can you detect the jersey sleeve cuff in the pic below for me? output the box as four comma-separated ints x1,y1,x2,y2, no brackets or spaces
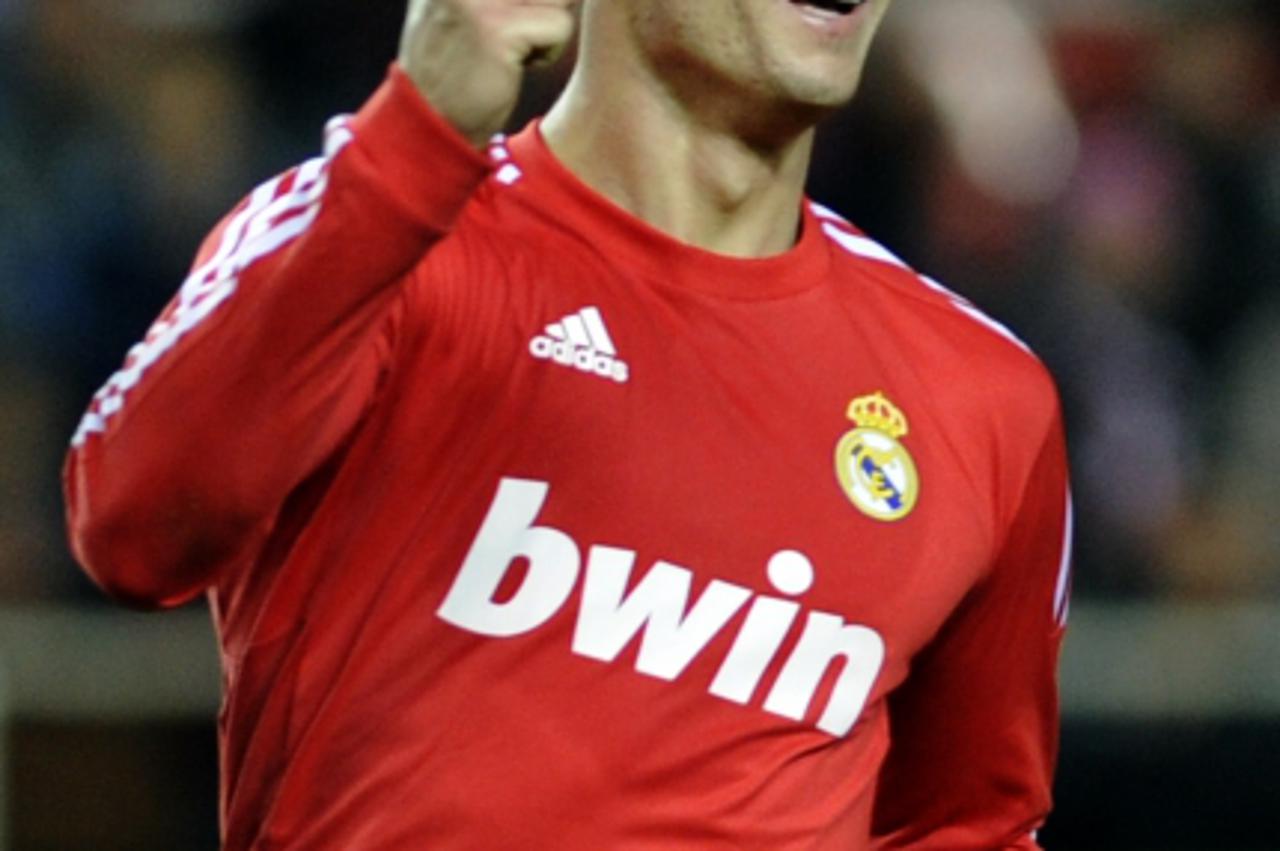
347,64,494,234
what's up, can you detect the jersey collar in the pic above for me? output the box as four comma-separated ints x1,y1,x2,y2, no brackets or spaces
502,122,831,301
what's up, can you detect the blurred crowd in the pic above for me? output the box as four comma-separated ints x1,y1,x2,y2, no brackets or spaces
1,0,1276,603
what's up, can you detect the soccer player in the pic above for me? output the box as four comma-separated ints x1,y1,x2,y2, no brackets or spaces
64,0,1073,847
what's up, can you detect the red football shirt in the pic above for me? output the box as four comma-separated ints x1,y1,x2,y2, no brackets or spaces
65,67,1072,850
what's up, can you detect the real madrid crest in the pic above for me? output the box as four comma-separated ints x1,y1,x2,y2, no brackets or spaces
835,392,920,522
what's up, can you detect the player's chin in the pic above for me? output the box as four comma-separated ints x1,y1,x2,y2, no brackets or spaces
772,36,873,97
772,63,866,112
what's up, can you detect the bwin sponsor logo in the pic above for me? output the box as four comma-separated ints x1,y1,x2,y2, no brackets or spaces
438,477,887,738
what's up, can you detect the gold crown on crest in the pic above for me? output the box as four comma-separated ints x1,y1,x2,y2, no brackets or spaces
847,392,909,439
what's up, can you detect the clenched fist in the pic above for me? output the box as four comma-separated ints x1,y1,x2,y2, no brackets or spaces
398,0,578,147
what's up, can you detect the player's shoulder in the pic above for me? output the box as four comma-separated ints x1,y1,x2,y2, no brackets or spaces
444,134,567,265
812,201,1059,419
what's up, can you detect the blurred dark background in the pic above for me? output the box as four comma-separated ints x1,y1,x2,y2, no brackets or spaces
1,0,1277,848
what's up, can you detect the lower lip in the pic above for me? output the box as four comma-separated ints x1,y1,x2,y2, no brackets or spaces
784,0,868,37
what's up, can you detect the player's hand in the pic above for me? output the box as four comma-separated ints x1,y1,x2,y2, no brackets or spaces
398,0,577,148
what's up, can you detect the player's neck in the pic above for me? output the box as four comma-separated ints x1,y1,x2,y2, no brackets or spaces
541,44,815,260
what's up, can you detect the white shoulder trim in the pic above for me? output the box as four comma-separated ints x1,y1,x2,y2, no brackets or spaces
487,134,523,186
816,205,1032,355
808,201,848,224
821,222,910,271
919,275,1032,354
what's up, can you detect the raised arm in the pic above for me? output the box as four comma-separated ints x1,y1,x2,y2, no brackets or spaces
871,408,1073,849
63,0,577,608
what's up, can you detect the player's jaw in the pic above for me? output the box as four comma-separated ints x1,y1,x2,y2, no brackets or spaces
607,0,894,137
762,0,894,108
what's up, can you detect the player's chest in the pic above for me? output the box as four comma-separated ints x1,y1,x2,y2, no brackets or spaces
392,274,999,666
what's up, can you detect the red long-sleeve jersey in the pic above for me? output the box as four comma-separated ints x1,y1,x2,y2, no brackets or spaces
65,67,1072,850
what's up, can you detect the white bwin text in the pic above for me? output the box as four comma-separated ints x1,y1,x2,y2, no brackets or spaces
437,478,886,737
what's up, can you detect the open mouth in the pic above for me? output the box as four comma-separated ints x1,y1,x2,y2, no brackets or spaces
789,0,866,16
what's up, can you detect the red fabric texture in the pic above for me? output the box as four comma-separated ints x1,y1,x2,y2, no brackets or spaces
65,66,1068,849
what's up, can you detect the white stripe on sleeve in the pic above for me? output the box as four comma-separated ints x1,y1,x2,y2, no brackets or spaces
1053,488,1074,626
71,119,355,447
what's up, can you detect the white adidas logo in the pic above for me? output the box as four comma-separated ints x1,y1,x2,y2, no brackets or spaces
529,306,630,384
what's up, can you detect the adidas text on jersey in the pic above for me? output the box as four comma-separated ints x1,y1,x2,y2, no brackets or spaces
529,305,630,383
